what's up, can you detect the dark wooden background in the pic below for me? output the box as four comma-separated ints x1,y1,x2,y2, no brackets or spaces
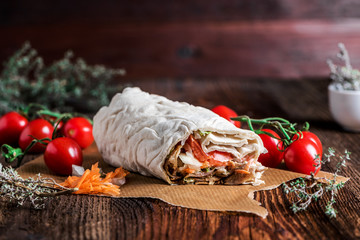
1,2,360,240
1,0,360,80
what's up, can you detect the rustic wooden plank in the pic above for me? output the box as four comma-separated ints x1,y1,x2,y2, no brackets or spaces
0,79,359,240
1,20,360,79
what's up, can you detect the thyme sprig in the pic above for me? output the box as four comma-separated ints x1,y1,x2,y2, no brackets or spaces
0,163,76,209
0,42,126,114
282,148,349,218
327,43,360,91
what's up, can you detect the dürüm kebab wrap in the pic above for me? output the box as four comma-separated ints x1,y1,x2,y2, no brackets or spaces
93,87,266,185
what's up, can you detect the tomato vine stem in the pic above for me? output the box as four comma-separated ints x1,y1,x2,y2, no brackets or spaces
1,137,51,168
231,115,310,147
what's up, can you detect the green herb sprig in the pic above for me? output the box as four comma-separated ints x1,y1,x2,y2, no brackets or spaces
0,42,126,115
0,163,76,209
327,43,360,91
282,148,349,218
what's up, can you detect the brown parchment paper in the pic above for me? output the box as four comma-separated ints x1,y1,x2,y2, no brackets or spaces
17,145,349,218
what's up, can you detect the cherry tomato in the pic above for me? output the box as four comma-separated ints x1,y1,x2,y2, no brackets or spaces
0,112,28,146
211,105,241,128
292,131,323,155
63,117,94,149
18,119,54,153
284,138,321,175
257,129,284,168
44,137,83,175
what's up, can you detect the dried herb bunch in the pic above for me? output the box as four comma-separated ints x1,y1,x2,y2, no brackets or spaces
327,43,360,90
0,42,126,115
0,163,76,209
282,148,348,218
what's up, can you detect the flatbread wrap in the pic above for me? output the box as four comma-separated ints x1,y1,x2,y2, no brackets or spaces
93,87,266,185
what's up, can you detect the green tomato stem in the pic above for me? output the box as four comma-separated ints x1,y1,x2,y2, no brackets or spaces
1,137,52,168
37,109,63,119
231,115,310,147
1,144,24,165
50,113,73,139
20,103,48,119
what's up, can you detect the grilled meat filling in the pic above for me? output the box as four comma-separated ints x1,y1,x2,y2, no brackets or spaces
164,131,266,185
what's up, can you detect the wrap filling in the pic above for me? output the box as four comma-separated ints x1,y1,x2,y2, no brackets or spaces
164,131,266,185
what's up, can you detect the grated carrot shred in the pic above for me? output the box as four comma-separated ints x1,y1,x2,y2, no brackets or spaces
59,163,129,197
235,169,250,175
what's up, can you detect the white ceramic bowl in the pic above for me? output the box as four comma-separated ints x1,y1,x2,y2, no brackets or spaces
328,84,360,132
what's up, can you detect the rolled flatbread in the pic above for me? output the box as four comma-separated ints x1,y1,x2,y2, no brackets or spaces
93,87,266,185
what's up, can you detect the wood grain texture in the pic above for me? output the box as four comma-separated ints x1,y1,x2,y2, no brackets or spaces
2,1,360,80
0,78,359,240
1,20,360,79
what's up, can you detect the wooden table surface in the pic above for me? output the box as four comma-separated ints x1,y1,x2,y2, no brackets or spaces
0,78,360,240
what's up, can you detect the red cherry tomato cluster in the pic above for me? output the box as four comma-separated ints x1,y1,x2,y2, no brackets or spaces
211,106,323,175
257,129,323,175
0,111,94,175
256,130,322,175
